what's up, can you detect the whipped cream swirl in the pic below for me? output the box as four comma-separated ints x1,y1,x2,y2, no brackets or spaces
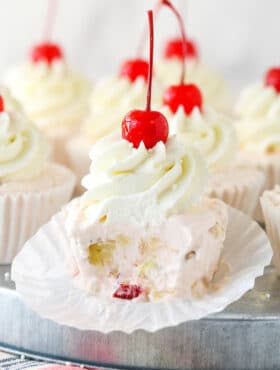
156,59,231,112
0,111,48,182
79,132,208,226
236,83,280,120
236,84,280,154
163,106,237,171
5,60,90,134
85,76,162,140
0,86,23,113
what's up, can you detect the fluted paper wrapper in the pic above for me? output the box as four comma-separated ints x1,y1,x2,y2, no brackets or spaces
0,167,76,264
12,206,272,333
254,158,280,221
261,195,280,275
235,153,280,221
207,167,265,218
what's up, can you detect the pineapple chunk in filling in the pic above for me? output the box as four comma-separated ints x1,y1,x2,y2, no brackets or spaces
88,240,115,266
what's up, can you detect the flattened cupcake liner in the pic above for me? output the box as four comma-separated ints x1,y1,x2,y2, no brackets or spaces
207,167,265,218
261,192,280,275
0,165,76,263
12,206,271,333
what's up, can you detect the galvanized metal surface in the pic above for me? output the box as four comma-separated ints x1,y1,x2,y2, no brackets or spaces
1,264,280,370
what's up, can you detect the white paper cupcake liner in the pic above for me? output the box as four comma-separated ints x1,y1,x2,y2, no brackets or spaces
261,193,280,275
207,167,265,218
254,158,280,221
12,205,272,333
0,165,76,264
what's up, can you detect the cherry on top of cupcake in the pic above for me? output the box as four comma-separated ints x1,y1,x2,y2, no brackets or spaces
122,10,169,150
0,96,4,112
164,37,198,60
119,58,149,83
30,42,64,64
30,0,63,65
161,0,202,115
264,67,280,93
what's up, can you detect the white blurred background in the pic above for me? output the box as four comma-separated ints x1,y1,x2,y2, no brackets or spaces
0,0,279,93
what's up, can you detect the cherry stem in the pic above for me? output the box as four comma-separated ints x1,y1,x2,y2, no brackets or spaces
43,0,59,41
136,1,161,58
162,0,187,84
145,10,154,112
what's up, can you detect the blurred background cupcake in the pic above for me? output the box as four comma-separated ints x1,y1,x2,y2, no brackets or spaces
0,91,75,263
235,66,280,220
5,42,91,166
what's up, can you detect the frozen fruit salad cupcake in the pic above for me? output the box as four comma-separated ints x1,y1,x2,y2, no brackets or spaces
65,132,227,301
4,42,91,166
236,66,280,219
66,57,163,193
159,0,264,218
0,94,76,263
64,9,228,302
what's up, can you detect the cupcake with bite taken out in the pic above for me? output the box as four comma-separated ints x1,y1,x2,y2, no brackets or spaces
64,10,228,302
5,42,91,166
0,93,76,263
235,66,280,220
160,0,265,218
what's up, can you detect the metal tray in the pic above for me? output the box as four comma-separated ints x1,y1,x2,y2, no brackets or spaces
1,264,280,370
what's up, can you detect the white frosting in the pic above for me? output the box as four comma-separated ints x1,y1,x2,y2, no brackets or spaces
236,83,280,120
85,76,163,140
0,111,48,182
0,86,23,112
236,116,280,154
74,133,208,227
235,84,280,154
156,58,231,111
162,106,237,171
5,60,90,134
65,197,227,301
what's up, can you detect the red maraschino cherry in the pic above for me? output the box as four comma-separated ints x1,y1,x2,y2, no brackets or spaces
113,284,142,300
122,10,169,149
163,83,202,114
30,42,63,64
164,37,198,60
30,0,63,64
265,67,280,93
119,58,149,83
161,0,202,115
0,96,4,112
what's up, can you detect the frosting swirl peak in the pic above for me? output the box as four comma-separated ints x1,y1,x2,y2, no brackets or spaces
0,111,48,182
236,83,280,120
